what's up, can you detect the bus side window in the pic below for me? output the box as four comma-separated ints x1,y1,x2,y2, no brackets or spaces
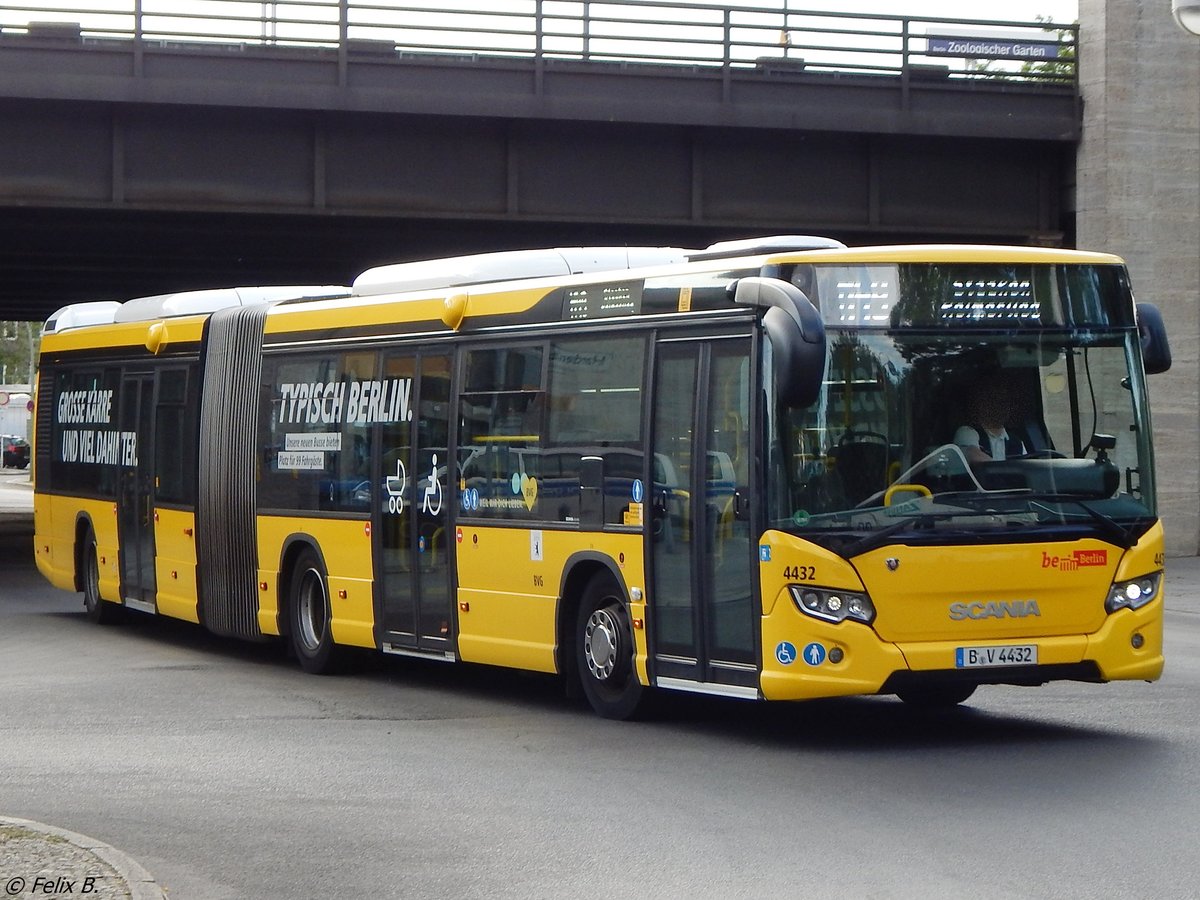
545,335,647,525
460,345,545,520
154,366,196,505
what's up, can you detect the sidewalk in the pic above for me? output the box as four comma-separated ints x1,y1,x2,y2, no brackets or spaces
0,818,164,900
0,477,164,897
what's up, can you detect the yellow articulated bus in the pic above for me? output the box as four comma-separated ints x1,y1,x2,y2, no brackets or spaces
33,237,1173,718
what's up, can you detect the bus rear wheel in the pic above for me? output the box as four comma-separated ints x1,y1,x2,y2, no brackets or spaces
576,574,647,720
289,549,338,675
81,527,122,625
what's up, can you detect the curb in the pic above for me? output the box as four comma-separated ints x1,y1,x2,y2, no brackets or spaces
0,817,165,900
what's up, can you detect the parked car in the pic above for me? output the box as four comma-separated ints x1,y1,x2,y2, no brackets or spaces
3,435,29,469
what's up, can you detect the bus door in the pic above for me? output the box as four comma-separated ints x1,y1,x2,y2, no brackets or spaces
117,371,156,611
649,336,758,694
377,352,454,656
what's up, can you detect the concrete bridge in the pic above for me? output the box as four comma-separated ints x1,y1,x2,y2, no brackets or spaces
0,2,1080,321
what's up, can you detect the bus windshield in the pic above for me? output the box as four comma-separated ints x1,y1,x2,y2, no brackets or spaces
767,269,1156,556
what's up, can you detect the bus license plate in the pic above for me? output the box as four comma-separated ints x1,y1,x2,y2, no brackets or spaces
955,645,1037,668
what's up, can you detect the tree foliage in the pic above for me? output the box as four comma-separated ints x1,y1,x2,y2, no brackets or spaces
0,321,41,386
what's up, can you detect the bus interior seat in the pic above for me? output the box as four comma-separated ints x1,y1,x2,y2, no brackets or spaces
830,431,890,505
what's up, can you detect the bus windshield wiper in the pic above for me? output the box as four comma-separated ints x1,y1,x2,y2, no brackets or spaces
840,511,963,556
1028,495,1137,548
928,488,1032,506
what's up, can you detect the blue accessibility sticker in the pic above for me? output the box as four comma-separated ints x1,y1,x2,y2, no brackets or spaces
759,545,772,562
803,642,827,666
775,641,797,666
631,479,644,503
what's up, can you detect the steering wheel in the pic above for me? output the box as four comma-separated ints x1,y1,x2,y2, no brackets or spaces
1017,449,1066,460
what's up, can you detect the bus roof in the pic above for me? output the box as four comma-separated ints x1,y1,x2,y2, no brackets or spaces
45,285,349,333
760,244,1126,267
41,239,1129,338
352,246,692,297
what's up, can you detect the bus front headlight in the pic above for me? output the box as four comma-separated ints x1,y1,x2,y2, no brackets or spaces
1105,573,1161,614
790,586,875,625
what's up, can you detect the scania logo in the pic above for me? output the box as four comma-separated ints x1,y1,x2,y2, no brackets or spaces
949,600,1042,620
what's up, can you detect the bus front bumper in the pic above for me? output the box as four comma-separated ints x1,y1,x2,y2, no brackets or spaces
759,598,1163,702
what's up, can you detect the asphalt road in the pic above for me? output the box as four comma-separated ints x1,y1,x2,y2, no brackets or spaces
3,470,1200,899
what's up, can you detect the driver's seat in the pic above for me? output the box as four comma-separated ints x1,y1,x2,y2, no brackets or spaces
831,432,890,505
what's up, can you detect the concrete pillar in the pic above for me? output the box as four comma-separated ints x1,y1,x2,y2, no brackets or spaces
1078,0,1200,555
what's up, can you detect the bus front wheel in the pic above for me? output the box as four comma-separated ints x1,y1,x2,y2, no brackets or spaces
81,528,122,625
289,549,338,675
576,574,647,720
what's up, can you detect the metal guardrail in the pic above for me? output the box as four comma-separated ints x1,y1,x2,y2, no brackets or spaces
0,1,1077,86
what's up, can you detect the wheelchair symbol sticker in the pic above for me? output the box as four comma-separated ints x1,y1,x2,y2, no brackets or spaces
421,454,442,515
775,641,797,666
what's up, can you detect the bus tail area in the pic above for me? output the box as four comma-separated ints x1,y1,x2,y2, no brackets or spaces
33,240,1172,718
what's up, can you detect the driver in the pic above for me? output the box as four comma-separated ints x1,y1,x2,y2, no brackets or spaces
953,375,1030,462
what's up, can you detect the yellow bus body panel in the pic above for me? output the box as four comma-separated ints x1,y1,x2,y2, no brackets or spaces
33,495,118,598
256,516,376,647
769,245,1125,267
456,525,647,678
758,532,904,700
264,287,551,336
759,524,1165,701
33,496,73,593
153,507,199,623
856,541,1115,643
39,317,207,355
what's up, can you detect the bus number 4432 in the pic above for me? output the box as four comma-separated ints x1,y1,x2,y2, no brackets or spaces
783,566,815,581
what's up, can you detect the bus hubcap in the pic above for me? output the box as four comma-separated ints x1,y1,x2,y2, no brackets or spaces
297,570,326,651
584,608,621,681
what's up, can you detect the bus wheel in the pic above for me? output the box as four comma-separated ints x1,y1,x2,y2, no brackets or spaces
576,575,647,720
289,549,338,675
896,684,976,709
81,528,122,625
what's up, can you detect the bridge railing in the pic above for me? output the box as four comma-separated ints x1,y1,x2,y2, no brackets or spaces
0,1,1077,87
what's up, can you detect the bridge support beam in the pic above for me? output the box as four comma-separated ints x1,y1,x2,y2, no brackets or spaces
1078,0,1200,555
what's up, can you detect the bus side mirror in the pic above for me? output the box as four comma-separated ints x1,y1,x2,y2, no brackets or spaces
733,277,826,409
1137,302,1171,374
